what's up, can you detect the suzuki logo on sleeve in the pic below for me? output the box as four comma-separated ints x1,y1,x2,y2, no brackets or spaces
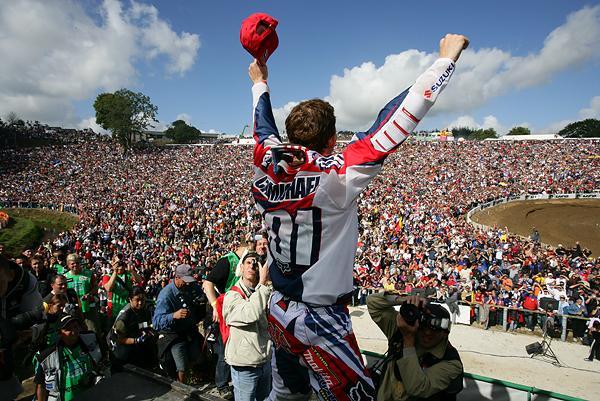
430,62,455,93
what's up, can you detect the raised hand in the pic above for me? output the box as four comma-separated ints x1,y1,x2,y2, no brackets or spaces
439,34,470,62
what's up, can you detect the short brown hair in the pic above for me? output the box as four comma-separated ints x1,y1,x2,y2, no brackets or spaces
285,99,336,152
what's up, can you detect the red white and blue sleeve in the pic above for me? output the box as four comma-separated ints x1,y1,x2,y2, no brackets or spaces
317,57,457,209
252,82,282,170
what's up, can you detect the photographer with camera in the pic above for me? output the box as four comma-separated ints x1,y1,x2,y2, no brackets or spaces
223,251,272,401
1,254,44,400
367,293,463,401
102,256,143,323
202,233,255,399
107,287,156,370
152,264,206,383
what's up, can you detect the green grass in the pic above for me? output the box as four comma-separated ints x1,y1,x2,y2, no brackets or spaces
0,208,79,257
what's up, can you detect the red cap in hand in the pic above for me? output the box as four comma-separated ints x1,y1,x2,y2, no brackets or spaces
240,13,279,65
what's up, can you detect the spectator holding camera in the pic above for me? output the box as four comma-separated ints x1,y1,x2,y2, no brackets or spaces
152,264,205,383
108,287,156,370
367,293,463,401
223,251,272,401
202,234,254,399
102,256,143,322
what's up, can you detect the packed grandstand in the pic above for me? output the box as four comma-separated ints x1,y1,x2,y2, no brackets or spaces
1,122,599,399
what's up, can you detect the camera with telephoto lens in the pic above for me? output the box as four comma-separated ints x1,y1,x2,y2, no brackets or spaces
399,303,450,331
177,286,207,320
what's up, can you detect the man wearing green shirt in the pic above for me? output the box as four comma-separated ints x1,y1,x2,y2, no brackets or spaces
367,294,464,401
103,258,143,322
64,254,98,332
51,252,66,275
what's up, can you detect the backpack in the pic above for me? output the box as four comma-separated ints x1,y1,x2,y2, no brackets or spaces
215,285,247,345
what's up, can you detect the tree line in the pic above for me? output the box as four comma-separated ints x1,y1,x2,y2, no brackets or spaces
5,89,600,151
93,89,202,150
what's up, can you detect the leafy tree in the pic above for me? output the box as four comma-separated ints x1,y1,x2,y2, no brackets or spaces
94,89,158,150
336,130,355,140
451,127,477,139
5,111,24,126
451,127,496,140
165,120,201,143
472,128,497,140
507,126,530,136
558,119,600,138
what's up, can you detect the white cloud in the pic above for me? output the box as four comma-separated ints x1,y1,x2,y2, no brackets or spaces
0,0,200,125
129,2,199,76
579,96,600,119
447,115,507,135
78,117,110,135
272,101,300,135
274,5,600,131
152,121,169,132
175,113,192,125
446,115,534,136
537,119,572,135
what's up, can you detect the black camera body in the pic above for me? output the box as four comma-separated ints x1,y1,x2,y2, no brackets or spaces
177,285,207,320
399,303,450,331
399,303,422,326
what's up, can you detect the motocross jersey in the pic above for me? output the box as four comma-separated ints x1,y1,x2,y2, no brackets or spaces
251,57,456,305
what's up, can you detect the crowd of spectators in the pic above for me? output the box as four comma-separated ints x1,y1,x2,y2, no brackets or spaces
0,128,599,396
0,119,105,146
350,140,599,336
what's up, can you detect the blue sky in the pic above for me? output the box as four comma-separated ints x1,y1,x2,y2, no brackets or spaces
1,0,599,135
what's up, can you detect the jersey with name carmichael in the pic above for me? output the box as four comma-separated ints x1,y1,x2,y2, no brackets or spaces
251,58,456,306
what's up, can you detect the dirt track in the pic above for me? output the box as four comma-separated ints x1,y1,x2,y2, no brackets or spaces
471,199,600,256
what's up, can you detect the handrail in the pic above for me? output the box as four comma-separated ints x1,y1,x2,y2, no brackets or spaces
456,299,590,321
353,295,590,341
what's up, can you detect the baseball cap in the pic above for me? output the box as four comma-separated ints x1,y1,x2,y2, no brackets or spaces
175,264,196,283
235,250,261,277
422,304,452,332
240,13,279,64
59,314,81,329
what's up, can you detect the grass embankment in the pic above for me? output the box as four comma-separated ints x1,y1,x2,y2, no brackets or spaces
0,208,79,257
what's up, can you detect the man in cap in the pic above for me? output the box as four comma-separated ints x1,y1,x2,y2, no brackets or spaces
367,294,463,401
153,264,205,383
33,314,102,401
202,233,259,399
223,251,273,401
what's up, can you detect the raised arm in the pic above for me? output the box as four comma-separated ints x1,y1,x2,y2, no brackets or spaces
249,60,281,154
319,34,469,209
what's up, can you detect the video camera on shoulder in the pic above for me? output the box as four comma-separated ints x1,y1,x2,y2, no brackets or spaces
177,286,207,319
399,302,451,332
